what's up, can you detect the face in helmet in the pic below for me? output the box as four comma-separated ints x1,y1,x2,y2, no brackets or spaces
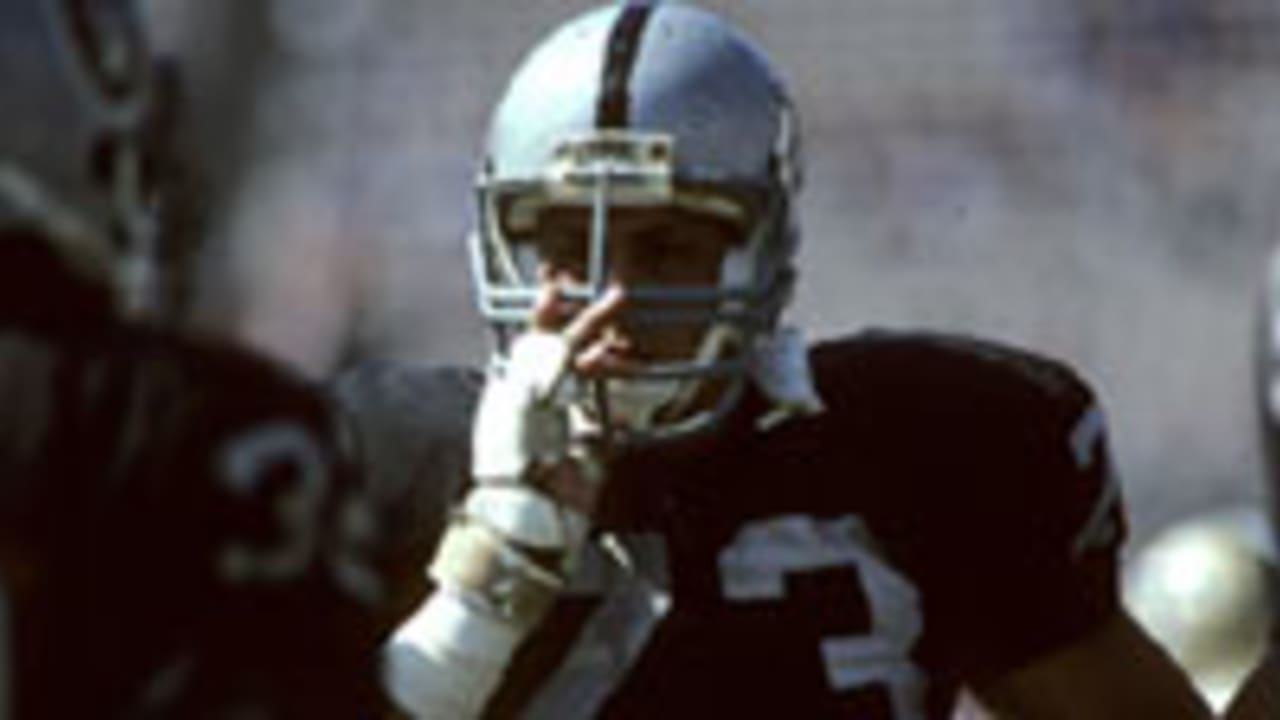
470,1,802,444
0,0,194,321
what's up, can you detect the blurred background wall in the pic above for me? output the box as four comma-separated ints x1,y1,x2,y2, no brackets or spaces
141,0,1280,549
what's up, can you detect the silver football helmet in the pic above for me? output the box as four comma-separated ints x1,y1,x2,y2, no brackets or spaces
470,1,802,443
0,0,189,320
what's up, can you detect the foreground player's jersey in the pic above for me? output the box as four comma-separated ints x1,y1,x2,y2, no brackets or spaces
340,329,1126,720
0,240,386,718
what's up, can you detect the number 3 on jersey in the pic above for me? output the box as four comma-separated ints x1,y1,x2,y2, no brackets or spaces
217,422,328,584
717,514,928,719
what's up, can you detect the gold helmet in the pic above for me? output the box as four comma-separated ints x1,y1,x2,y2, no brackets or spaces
1122,505,1277,710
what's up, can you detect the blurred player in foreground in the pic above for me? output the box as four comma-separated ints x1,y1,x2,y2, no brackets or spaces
0,0,388,715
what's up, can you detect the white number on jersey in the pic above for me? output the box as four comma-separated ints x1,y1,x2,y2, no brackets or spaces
217,421,328,584
1068,404,1122,556
718,514,927,719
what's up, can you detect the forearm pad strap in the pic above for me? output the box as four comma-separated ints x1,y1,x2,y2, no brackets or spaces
428,515,565,628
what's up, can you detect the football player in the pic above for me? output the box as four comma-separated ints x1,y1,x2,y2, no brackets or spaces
1224,251,1280,720
0,0,388,715
363,2,1212,717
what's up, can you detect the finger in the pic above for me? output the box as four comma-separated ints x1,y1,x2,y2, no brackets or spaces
574,338,641,378
563,285,626,352
530,282,563,332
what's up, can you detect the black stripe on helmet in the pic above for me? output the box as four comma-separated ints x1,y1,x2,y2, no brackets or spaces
595,1,656,128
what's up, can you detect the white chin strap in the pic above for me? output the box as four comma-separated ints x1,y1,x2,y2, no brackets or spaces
748,325,825,429
585,324,827,436
593,324,739,434
599,377,685,432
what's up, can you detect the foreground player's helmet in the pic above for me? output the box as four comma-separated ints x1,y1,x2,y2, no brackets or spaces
1122,507,1277,710
0,0,192,320
469,1,802,443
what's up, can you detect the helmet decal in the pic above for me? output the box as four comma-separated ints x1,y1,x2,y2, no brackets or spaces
596,2,656,128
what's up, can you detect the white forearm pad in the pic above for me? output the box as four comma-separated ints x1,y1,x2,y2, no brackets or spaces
464,484,590,551
471,377,544,481
429,485,590,625
383,590,522,719
472,333,573,482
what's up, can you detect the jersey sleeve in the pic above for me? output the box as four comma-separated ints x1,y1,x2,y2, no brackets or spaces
330,361,481,621
904,353,1128,686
